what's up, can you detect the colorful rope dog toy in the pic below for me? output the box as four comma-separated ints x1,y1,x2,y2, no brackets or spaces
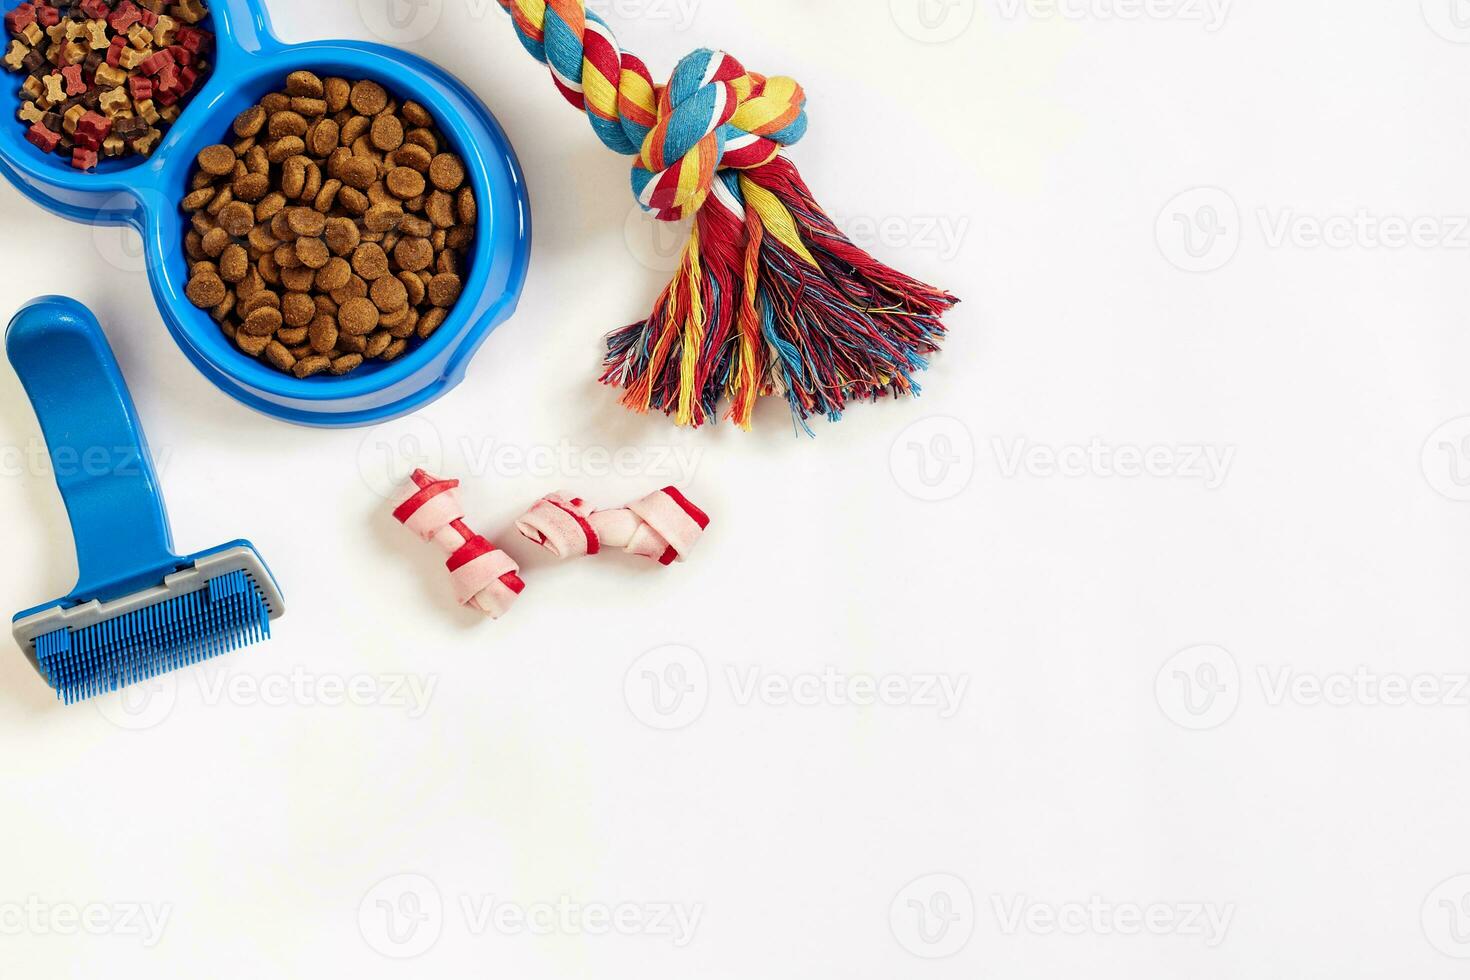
495,1,960,430
515,488,709,565
392,470,524,618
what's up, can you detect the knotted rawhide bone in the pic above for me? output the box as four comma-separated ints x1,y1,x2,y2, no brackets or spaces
495,1,960,430
515,488,710,565
392,470,524,618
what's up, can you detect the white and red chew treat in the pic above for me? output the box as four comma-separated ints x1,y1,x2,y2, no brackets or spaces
391,470,525,618
515,487,710,566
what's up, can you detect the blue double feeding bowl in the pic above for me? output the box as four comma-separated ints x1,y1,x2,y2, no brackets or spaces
0,0,531,427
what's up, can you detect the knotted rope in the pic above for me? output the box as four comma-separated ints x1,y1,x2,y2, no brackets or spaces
496,0,959,430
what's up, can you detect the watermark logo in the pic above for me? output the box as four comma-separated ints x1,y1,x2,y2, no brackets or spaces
995,0,1231,31
993,437,1234,488
1156,645,1240,731
890,873,976,959
1422,0,1470,42
1423,417,1470,502
1157,187,1241,273
891,416,977,502
1163,193,1470,272
1423,875,1470,958
992,895,1234,946
891,0,977,43
357,416,446,500
94,675,179,731
626,206,690,273
461,896,702,946
625,645,710,731
358,0,445,43
95,668,438,730
0,898,172,947
832,213,971,265
727,667,969,719
360,874,444,959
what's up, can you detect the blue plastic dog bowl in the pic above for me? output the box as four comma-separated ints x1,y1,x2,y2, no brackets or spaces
0,0,531,427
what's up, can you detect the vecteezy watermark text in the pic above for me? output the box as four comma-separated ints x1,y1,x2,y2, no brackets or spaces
994,0,1231,31
0,898,172,948
992,437,1235,489
991,895,1235,946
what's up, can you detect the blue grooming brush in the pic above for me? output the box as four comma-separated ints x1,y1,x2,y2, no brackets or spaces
6,297,285,704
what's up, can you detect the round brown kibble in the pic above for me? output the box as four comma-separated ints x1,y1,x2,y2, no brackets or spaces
338,297,380,336
393,236,433,273
282,292,316,328
364,203,403,234
349,79,388,116
220,245,249,283
417,307,447,340
320,216,357,255
309,314,338,353
232,172,269,202
286,71,325,98
385,166,425,200
282,265,316,292
425,191,455,228
217,201,255,237
427,273,462,308
295,237,330,269
267,136,305,164
182,186,215,211
370,275,408,313
264,341,296,372
324,77,351,113
308,118,340,157
197,145,236,176
237,332,269,356
256,192,286,221
186,272,226,309
201,227,231,258
268,111,307,139
393,143,431,173
352,242,390,281
364,332,391,358
339,156,377,190
456,187,476,226
331,353,364,375
243,306,283,337
401,101,433,127
292,354,331,379
233,106,267,139
429,154,465,192
315,256,352,291
370,114,404,151
287,208,326,238
399,270,426,306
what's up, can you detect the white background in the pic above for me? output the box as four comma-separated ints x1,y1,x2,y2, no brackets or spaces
2,0,1469,976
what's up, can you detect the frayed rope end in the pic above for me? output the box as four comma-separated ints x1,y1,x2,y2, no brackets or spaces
602,157,959,430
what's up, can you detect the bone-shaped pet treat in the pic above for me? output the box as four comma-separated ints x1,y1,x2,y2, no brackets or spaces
514,488,709,566
392,470,524,618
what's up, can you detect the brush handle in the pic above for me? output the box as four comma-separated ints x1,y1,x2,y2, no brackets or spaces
6,297,180,604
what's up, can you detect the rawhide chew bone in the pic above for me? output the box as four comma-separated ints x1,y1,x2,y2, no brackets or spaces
515,488,709,566
493,2,959,430
392,470,524,618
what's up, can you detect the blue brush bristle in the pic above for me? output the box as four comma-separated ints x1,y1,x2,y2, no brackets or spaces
33,569,273,705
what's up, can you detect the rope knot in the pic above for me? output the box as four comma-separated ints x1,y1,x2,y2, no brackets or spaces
630,49,808,222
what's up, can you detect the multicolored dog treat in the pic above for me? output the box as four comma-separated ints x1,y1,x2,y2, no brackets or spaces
515,488,709,566
392,470,524,619
3,0,213,170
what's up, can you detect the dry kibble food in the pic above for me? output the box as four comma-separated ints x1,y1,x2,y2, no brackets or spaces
179,72,476,377
5,0,215,171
